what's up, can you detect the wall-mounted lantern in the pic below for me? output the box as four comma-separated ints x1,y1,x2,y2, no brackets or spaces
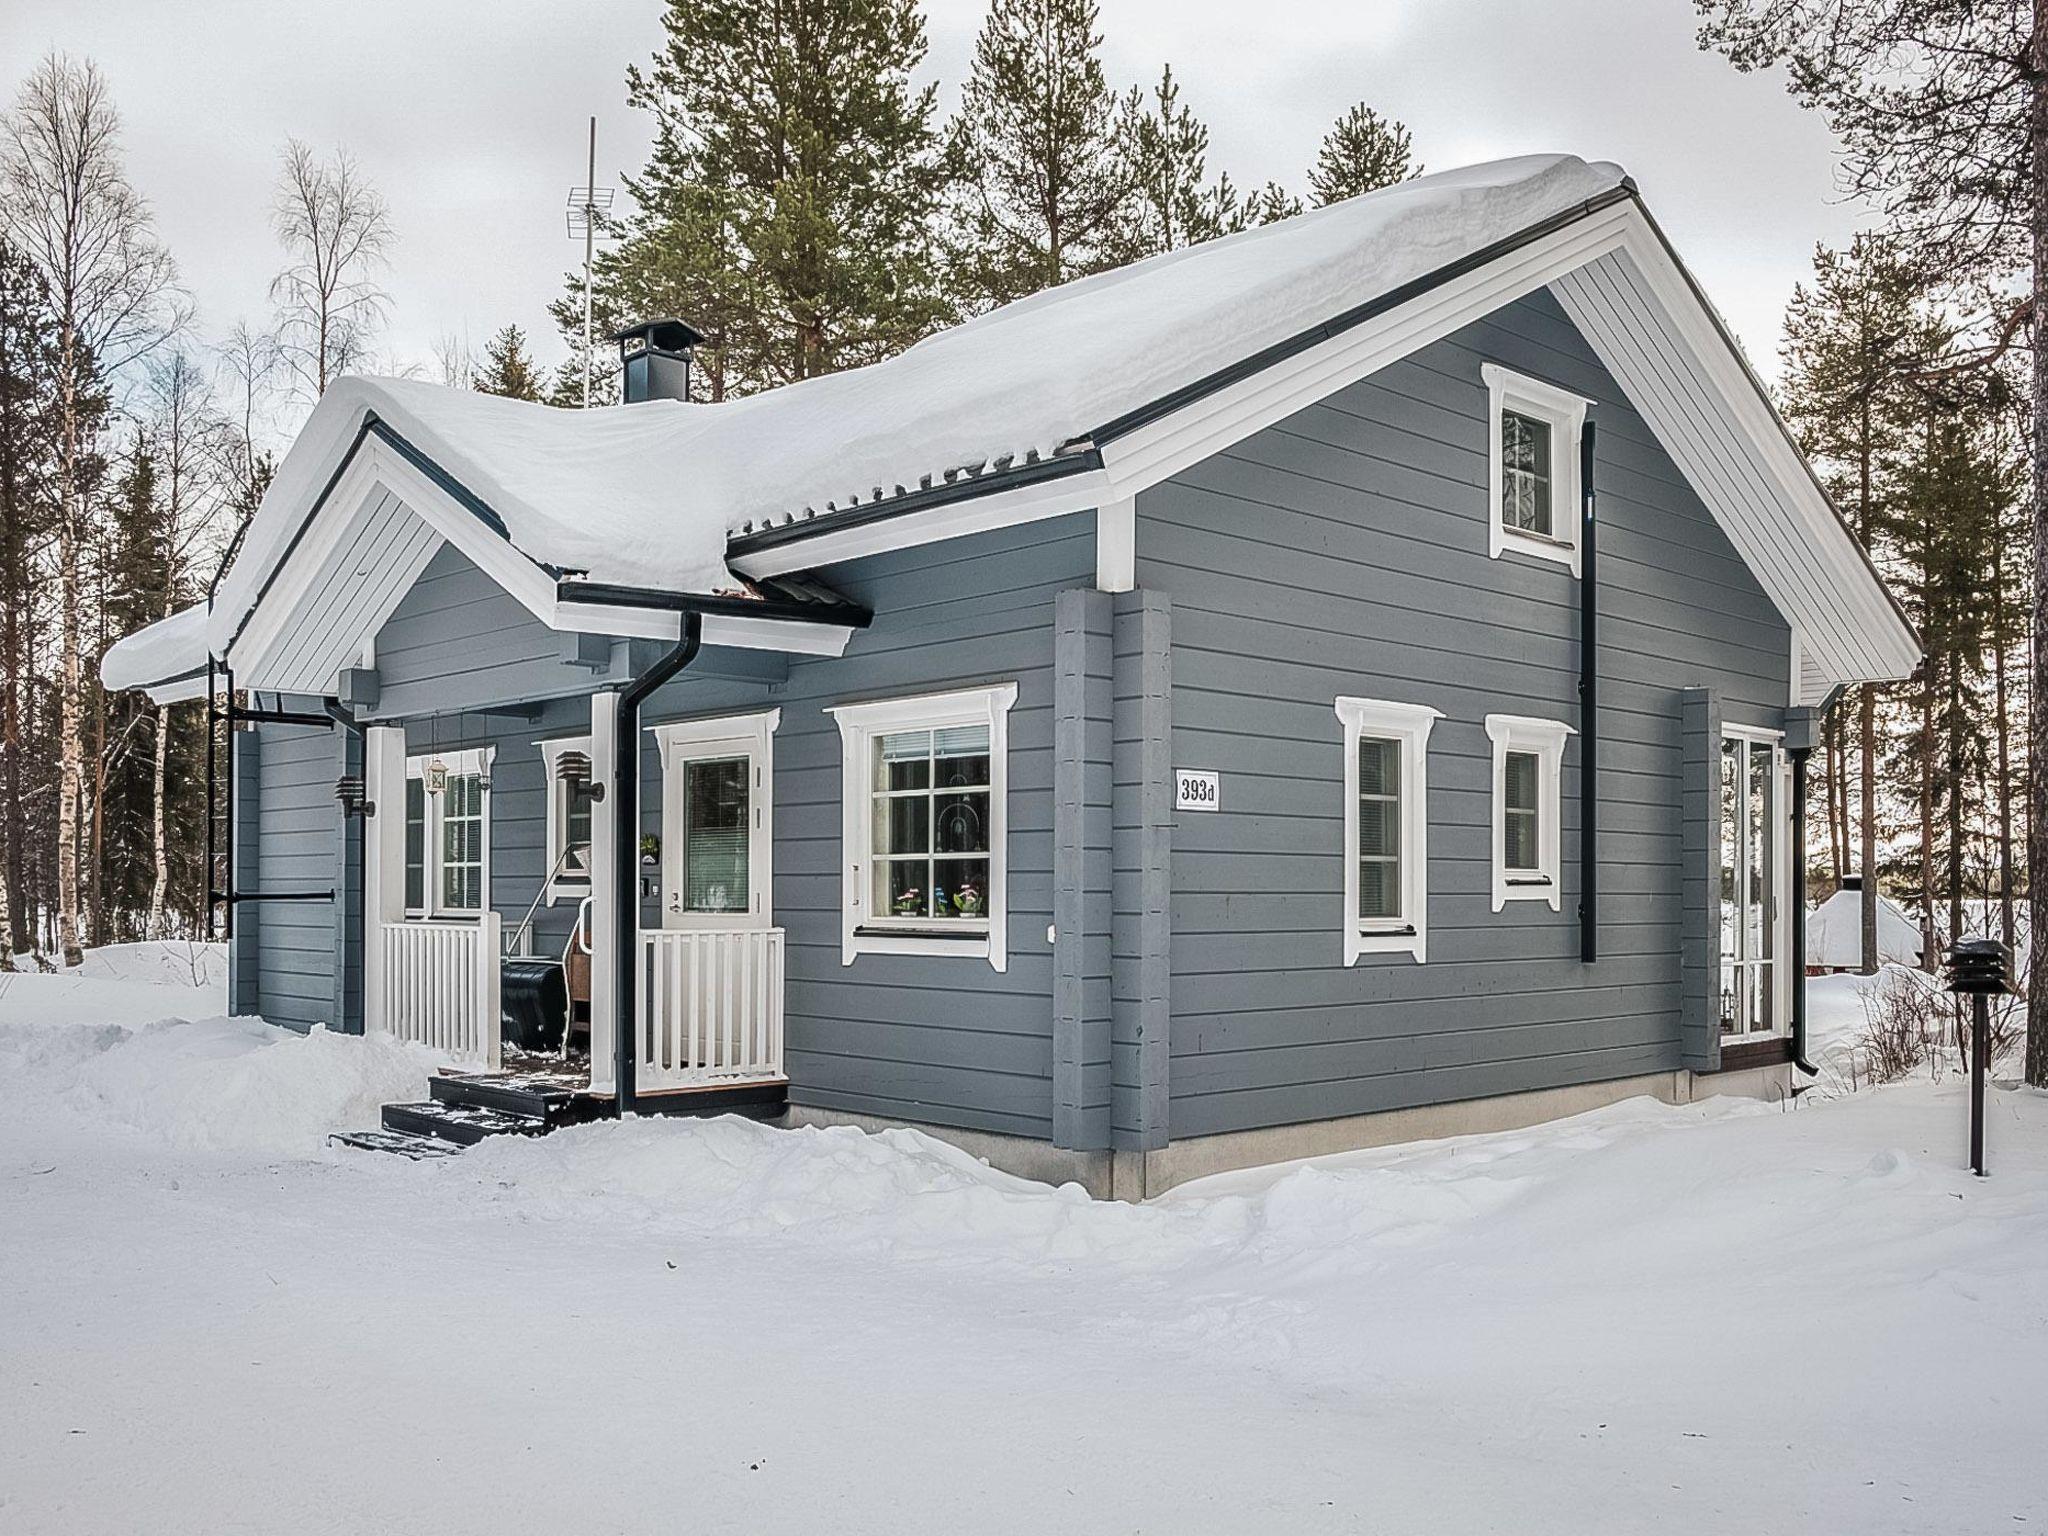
335,775,373,819
555,748,604,801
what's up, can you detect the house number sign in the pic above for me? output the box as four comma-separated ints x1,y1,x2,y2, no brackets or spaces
1174,768,1221,812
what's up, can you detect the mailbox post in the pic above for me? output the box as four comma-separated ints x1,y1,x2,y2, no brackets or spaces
1944,937,2010,1178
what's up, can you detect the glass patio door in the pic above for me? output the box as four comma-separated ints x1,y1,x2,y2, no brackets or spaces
1719,731,1788,1039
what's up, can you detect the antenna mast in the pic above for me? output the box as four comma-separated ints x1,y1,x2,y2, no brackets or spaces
565,116,615,407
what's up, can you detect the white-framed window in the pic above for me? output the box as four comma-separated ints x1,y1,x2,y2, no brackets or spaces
1484,715,1571,911
651,709,780,929
1482,362,1589,576
404,746,494,918
537,735,595,903
1335,697,1440,964
827,682,1017,971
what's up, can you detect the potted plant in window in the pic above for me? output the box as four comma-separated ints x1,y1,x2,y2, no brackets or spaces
952,878,984,918
892,887,923,917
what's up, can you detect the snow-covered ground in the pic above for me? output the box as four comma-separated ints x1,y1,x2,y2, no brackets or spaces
2,958,2044,1534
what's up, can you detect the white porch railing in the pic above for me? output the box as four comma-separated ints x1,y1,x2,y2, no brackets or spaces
375,913,502,1068
638,928,785,1090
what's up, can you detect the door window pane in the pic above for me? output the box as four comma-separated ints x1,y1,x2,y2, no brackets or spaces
683,756,750,914
1503,750,1540,870
404,778,425,910
440,773,483,912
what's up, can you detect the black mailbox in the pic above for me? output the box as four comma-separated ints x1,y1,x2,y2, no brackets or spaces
1945,937,2012,996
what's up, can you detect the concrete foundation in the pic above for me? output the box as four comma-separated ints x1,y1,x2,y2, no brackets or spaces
784,1061,1799,1202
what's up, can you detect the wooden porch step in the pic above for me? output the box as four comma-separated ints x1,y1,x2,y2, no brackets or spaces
431,1070,599,1127
632,1077,789,1121
329,1128,463,1159
381,1099,551,1147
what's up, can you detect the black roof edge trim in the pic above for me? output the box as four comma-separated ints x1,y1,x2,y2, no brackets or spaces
727,445,1105,558
220,411,563,658
557,578,874,629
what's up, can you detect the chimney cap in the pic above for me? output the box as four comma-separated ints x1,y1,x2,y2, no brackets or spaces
613,317,704,356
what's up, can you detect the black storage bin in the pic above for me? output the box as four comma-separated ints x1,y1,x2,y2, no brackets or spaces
500,958,569,1053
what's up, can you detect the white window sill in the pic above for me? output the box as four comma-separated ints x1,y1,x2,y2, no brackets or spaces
847,926,998,968
1347,925,1425,965
1494,525,1580,575
1493,877,1560,912
545,878,591,906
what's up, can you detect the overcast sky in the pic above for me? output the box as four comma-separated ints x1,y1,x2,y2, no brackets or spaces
2,0,1868,425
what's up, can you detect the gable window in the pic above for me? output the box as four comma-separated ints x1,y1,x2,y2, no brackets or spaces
828,683,1017,971
1484,715,1571,911
538,736,596,903
404,746,493,917
1335,697,1440,964
1482,363,1589,576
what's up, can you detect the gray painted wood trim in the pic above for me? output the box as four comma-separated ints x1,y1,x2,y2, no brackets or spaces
1112,589,1172,1149
1052,587,1113,1149
1679,685,1721,1071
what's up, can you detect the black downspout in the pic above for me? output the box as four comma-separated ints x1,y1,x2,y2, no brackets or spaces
325,701,365,1036
1789,745,1819,1077
613,613,703,1115
221,662,236,942
1579,418,1597,963
205,655,217,940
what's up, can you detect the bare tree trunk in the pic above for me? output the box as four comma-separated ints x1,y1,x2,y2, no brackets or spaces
1948,644,1966,947
1920,654,1938,971
1995,545,2017,951
0,845,14,971
88,669,105,946
55,325,83,969
1860,685,1879,973
2028,0,2048,1087
146,702,168,937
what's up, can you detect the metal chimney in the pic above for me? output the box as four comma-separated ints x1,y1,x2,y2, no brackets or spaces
615,318,703,404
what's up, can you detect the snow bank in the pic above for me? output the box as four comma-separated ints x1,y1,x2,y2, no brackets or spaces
1,1015,440,1156
72,940,228,991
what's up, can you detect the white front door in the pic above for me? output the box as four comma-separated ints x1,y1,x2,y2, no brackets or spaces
653,710,779,930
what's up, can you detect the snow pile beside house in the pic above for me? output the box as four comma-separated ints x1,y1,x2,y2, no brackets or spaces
0,940,228,1027
72,939,229,991
2,1014,439,1156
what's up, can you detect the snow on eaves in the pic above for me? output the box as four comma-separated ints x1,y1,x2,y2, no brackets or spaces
104,155,1627,692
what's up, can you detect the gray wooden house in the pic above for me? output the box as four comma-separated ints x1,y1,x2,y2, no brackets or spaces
104,156,1917,1196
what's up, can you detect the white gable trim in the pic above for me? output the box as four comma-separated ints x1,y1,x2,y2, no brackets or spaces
226,433,854,693
729,196,1916,702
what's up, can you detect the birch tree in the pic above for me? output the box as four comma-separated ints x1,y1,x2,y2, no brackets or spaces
1,54,182,967
270,140,392,399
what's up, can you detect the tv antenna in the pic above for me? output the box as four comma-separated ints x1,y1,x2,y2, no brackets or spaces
566,116,617,407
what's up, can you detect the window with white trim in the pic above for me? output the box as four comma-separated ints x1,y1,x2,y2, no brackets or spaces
1335,698,1440,964
537,735,595,903
1484,715,1571,911
404,746,494,917
1482,363,1588,576
828,683,1017,971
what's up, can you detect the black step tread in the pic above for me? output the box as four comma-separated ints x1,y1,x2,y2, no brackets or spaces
330,1128,463,1159
382,1099,549,1146
430,1071,575,1122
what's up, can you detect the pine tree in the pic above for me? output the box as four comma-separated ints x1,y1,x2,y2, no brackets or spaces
1695,0,2048,1086
1777,236,1942,973
1245,180,1304,226
1108,64,1241,260
97,442,165,937
569,0,949,400
0,236,59,967
473,324,544,401
1308,102,1419,205
943,0,1132,310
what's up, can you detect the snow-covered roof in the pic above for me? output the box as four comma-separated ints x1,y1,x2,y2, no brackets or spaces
1807,885,1923,969
103,151,1916,699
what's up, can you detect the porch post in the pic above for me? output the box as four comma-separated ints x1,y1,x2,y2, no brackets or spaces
587,690,620,1095
362,725,406,1036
